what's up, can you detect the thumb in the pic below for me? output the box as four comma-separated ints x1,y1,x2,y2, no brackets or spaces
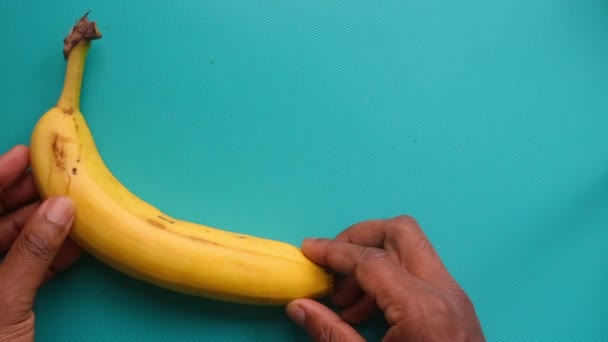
287,299,366,342
0,196,75,308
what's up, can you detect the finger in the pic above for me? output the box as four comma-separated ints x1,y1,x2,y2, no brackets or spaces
301,238,413,312
335,219,386,245
337,216,453,287
0,196,75,303
340,295,379,325
0,173,39,215
42,238,83,283
0,145,30,214
0,202,40,253
302,238,457,329
286,299,366,342
331,275,364,307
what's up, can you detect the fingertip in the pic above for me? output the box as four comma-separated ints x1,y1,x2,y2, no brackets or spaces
300,238,319,252
288,297,313,309
9,144,29,154
288,298,366,342
302,237,331,248
1,144,30,165
286,298,326,330
302,237,320,245
286,300,307,327
300,238,331,263
44,196,75,227
287,298,323,316
13,145,30,162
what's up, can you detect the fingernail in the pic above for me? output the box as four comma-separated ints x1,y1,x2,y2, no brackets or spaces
45,197,75,226
286,303,306,327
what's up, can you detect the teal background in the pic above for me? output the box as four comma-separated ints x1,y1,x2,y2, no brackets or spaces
1,1,608,341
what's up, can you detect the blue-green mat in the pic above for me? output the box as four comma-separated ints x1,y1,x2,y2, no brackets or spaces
2,1,608,341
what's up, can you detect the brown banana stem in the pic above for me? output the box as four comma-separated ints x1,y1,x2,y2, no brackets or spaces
56,13,102,112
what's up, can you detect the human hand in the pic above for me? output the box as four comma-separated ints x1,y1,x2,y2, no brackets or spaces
0,145,81,342
286,216,485,341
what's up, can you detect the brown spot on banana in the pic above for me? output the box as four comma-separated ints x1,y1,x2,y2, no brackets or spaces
147,219,166,230
73,117,79,131
157,215,175,224
147,218,219,246
185,235,220,246
54,105,74,115
52,134,66,169
72,167,78,175
64,174,72,195
51,134,76,170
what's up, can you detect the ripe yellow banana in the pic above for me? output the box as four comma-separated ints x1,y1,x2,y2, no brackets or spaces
29,14,333,305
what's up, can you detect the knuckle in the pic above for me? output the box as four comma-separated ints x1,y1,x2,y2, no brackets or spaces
414,233,434,254
389,215,423,237
452,287,476,312
316,326,347,342
418,295,458,330
460,292,475,309
356,246,388,263
384,301,409,325
389,216,435,254
21,229,54,261
418,295,471,341
426,295,453,317
390,215,419,228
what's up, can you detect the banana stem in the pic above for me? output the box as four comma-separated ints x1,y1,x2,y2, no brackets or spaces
57,42,90,112
56,13,102,112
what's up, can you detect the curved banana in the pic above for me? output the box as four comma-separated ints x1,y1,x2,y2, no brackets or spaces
29,14,333,305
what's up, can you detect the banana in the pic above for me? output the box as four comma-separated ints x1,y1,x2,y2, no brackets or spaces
29,14,333,305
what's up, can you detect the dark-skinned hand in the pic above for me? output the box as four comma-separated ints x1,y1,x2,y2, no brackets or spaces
0,145,81,342
286,216,485,342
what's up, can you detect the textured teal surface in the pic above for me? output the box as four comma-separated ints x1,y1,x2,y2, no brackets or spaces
2,1,608,341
